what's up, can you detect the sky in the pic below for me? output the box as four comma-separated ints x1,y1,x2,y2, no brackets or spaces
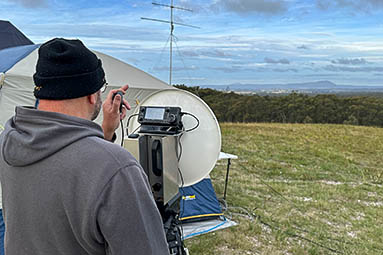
2,0,383,86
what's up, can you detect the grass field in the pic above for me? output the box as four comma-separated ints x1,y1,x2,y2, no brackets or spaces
184,123,383,255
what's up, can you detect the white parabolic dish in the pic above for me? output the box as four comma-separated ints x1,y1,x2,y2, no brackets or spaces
129,89,221,187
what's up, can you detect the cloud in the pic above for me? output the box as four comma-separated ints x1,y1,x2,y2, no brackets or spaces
173,16,185,24
304,73,341,77
297,45,309,50
180,49,233,58
153,65,199,72
272,68,298,72
176,0,206,13
181,50,200,57
211,0,287,15
264,57,290,64
316,0,383,12
26,23,167,44
208,65,256,73
208,67,238,73
323,65,383,72
202,50,233,58
6,0,46,8
208,65,297,73
331,58,368,65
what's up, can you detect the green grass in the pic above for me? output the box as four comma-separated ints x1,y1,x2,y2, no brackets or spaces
184,123,383,254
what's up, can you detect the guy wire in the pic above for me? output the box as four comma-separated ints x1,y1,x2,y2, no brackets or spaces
235,162,382,253
151,34,172,73
174,38,194,87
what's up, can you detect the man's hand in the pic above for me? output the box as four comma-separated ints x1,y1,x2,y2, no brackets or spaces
102,84,131,141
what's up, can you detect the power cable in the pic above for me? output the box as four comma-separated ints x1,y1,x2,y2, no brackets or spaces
234,162,383,253
129,124,141,137
180,112,199,132
120,119,124,147
125,113,139,137
221,202,343,253
176,132,186,245
175,112,198,242
238,163,291,204
254,213,344,254
263,214,378,250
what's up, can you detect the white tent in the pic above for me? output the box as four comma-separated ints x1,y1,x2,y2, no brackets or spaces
0,45,175,137
0,23,237,242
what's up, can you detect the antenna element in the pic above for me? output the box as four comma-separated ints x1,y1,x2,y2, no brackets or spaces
141,1,200,86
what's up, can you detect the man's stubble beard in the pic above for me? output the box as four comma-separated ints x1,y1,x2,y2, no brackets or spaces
91,91,102,121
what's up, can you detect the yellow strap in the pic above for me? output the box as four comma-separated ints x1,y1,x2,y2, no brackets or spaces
180,213,224,221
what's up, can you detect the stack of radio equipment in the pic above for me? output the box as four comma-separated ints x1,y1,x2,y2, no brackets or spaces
124,89,222,255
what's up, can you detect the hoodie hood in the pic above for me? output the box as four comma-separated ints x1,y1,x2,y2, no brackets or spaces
0,106,104,167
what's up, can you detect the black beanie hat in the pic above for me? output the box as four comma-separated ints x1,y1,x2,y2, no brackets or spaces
33,38,105,99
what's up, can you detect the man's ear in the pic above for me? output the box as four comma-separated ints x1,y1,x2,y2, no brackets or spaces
87,93,97,105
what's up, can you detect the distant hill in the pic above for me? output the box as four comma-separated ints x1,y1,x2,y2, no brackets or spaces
175,84,383,125
199,81,383,94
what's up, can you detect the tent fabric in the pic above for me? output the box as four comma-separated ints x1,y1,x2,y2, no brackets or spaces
0,21,34,50
0,45,175,145
0,44,39,73
182,218,237,240
179,178,223,222
0,24,228,232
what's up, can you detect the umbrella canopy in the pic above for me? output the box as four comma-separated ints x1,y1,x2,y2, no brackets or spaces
0,20,34,50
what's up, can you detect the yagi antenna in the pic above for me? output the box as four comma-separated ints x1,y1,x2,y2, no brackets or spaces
141,0,200,86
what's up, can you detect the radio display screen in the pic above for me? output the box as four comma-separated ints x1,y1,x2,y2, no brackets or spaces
145,107,165,120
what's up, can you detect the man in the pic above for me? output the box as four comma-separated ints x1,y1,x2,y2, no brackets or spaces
0,38,169,255
0,150,3,255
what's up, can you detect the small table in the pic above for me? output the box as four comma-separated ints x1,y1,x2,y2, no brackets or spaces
218,152,238,200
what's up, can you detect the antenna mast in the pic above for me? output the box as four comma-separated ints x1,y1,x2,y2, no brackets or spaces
142,1,200,86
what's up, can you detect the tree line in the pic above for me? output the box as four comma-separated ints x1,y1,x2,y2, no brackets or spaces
175,85,383,127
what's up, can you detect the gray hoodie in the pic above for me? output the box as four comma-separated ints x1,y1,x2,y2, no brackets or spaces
0,106,169,255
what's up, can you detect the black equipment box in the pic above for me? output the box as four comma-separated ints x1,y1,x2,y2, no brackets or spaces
138,106,183,135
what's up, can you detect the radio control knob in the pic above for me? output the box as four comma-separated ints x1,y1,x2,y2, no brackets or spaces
152,183,162,192
169,114,176,122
